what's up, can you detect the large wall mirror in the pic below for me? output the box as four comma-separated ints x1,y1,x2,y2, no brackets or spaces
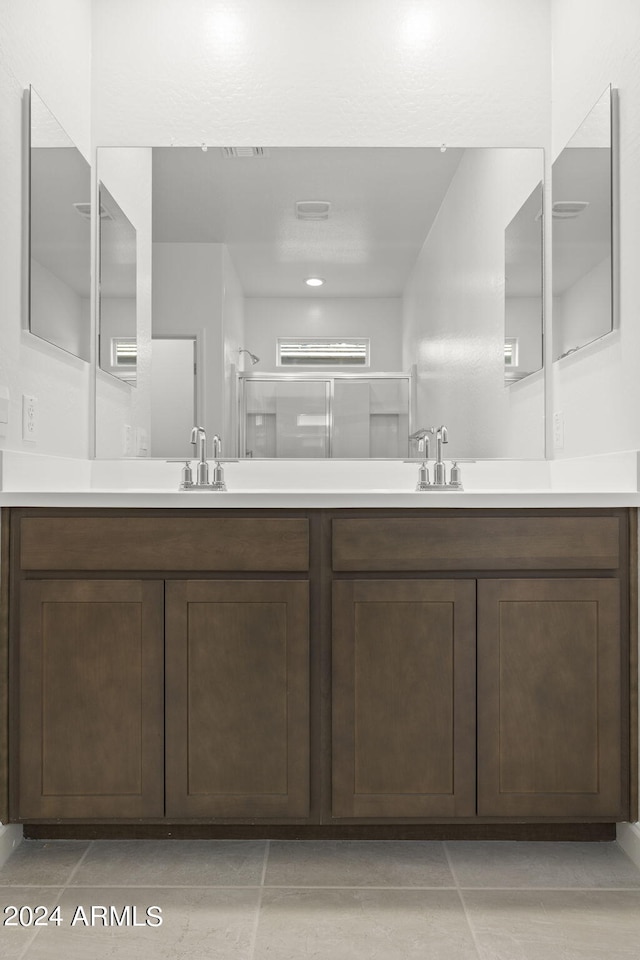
28,87,91,360
95,146,545,460
552,85,616,360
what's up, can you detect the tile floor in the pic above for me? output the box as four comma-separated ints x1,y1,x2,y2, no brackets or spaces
0,839,639,959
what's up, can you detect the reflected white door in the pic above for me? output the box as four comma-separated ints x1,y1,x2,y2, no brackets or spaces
150,338,196,458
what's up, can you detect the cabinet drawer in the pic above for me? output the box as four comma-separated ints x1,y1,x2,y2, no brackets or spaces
332,516,621,571
20,517,309,571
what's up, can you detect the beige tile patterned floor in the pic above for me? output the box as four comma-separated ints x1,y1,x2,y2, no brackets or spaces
0,839,639,959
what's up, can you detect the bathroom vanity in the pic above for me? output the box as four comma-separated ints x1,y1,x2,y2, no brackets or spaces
2,504,635,840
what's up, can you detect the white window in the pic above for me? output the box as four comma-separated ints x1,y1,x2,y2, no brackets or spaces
277,337,370,367
504,338,519,367
111,337,137,367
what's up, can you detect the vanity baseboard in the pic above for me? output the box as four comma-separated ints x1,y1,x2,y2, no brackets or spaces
23,823,617,842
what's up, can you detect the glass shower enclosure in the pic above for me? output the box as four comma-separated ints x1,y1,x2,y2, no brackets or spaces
239,373,412,458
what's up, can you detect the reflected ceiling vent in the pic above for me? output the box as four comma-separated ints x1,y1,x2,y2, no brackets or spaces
221,146,269,158
295,200,331,221
72,202,113,221
543,200,590,221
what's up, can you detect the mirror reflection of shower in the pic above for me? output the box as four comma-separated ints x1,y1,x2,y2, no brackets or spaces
239,372,412,458
239,348,260,366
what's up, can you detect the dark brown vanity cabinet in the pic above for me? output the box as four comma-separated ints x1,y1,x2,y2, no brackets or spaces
4,507,634,830
331,513,632,823
331,579,476,818
16,579,164,820
9,512,311,824
164,579,310,819
477,578,623,818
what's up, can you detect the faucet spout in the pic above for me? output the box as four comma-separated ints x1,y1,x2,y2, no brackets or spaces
434,425,448,485
409,427,433,457
190,426,209,485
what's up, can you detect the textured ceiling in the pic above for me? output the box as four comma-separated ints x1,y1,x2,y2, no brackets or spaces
151,146,464,297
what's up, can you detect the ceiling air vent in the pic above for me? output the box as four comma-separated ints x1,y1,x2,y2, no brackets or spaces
551,200,590,220
222,146,269,158
295,200,331,221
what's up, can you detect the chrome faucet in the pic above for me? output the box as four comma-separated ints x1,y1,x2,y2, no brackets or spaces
408,428,433,490
433,425,448,486
190,425,209,485
404,424,463,491
175,429,238,491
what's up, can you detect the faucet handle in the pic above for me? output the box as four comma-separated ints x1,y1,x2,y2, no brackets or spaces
449,461,463,488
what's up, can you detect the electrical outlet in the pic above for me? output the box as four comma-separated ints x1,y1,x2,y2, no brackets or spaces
122,424,133,456
553,411,564,449
22,394,38,442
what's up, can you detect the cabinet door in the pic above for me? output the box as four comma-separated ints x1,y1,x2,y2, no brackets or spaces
16,580,164,820
332,579,476,818
165,580,309,818
477,579,624,818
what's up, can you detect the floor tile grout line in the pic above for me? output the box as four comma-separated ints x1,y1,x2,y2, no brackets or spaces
5,882,640,890
62,883,267,890
457,885,640,892
443,842,461,890
257,883,460,890
60,840,94,889
248,841,269,960
14,886,66,960
444,842,485,960
452,887,486,960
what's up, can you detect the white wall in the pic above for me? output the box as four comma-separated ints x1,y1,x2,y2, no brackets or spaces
244,298,403,374
92,0,550,148
551,0,640,458
0,0,92,460
402,149,545,459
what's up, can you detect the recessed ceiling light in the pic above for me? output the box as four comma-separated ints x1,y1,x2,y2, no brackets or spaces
305,277,325,287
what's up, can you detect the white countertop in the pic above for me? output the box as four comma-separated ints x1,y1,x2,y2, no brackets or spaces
0,450,638,508
0,490,638,508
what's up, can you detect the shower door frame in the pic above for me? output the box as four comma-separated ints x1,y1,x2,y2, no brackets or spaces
238,370,414,459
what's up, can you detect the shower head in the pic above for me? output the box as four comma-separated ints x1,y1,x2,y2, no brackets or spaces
239,348,260,365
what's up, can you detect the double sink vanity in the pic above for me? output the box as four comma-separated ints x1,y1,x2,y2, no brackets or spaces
14,73,631,841
0,451,637,840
